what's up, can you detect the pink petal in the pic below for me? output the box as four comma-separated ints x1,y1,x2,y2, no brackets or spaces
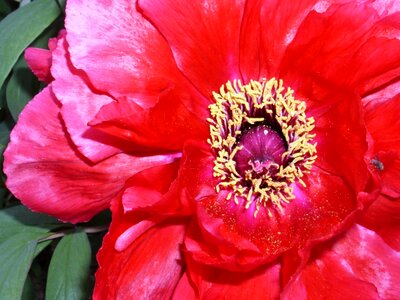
3,87,180,223
51,35,127,162
65,0,194,109
24,48,53,83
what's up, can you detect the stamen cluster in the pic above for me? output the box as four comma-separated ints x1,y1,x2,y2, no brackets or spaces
207,78,317,217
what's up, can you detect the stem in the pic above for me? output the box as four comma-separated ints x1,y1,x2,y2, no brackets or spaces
38,225,108,242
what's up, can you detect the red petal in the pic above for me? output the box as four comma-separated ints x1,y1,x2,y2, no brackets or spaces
284,225,400,299
365,95,400,197
172,272,197,300
65,0,195,109
121,160,185,214
24,48,53,83
184,258,281,299
3,87,179,223
90,89,208,151
361,195,400,251
282,252,379,299
94,198,186,299
280,2,400,95
309,90,368,192
175,138,361,270
138,0,245,97
240,0,344,81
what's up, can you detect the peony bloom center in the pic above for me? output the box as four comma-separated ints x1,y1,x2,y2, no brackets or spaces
208,78,317,217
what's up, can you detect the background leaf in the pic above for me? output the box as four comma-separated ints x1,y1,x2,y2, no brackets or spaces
6,54,38,120
46,230,92,300
0,232,50,300
0,0,64,91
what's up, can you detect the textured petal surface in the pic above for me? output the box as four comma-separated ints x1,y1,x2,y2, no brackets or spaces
94,197,186,299
65,0,196,109
364,94,400,197
3,87,179,223
361,195,400,251
25,48,53,83
90,89,208,151
240,0,350,81
280,2,400,95
182,259,281,300
139,0,246,97
283,225,400,299
51,35,127,162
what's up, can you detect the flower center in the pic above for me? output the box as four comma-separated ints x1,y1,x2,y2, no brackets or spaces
207,78,317,217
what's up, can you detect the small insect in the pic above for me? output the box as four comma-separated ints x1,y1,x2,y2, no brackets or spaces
371,157,384,171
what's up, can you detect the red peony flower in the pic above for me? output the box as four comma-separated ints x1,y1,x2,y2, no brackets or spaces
4,0,400,298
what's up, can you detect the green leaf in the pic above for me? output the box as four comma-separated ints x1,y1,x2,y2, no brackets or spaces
6,55,38,120
46,230,92,300
0,205,62,243
0,231,49,300
0,118,12,162
0,0,64,91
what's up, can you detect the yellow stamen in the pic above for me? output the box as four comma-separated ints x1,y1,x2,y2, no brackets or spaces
207,78,317,217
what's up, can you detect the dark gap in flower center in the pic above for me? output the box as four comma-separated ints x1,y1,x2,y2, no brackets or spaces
235,125,287,180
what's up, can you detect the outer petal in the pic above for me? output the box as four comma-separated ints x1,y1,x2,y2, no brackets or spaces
283,225,400,299
138,0,245,97
280,2,400,95
364,94,400,197
3,87,179,223
24,32,61,83
51,35,129,162
65,0,201,109
181,258,281,300
94,198,186,299
25,48,53,83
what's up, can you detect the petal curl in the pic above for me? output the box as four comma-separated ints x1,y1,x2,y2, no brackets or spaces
94,197,186,299
51,35,128,162
3,87,179,223
90,89,208,151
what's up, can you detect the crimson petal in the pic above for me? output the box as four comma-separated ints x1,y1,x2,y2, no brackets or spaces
94,198,186,299
138,0,246,97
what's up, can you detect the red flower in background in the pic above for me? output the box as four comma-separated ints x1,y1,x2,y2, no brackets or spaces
4,0,400,298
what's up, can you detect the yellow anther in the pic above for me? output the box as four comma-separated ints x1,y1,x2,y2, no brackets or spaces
207,78,317,217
